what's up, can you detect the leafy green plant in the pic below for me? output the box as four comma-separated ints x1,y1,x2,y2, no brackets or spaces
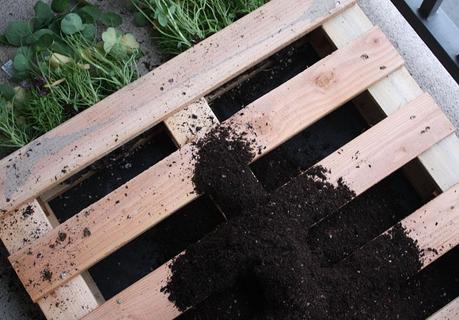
0,92,29,148
131,0,267,55
0,1,140,154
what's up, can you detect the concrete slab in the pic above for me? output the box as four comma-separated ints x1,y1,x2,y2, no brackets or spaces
358,0,459,130
443,0,459,27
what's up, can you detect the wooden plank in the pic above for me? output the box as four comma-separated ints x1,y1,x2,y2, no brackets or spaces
82,260,179,320
0,200,104,320
322,4,459,193
82,93,454,320
401,183,459,270
428,297,459,320
319,94,454,195
9,27,404,302
0,0,356,214
165,98,219,146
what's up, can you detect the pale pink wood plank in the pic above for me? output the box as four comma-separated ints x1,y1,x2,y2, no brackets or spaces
401,184,459,270
320,94,455,196
0,201,103,319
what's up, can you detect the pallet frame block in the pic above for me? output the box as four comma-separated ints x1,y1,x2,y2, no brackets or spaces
0,2,458,319
0,200,104,319
9,27,406,302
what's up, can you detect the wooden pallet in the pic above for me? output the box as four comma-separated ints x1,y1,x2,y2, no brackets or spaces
1,1,458,319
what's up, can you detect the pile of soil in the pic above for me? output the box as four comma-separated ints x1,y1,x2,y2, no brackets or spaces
162,126,440,319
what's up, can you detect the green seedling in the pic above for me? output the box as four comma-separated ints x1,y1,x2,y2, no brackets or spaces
0,1,140,153
131,0,268,55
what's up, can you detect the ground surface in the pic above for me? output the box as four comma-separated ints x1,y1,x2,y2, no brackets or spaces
0,0,458,319
443,0,459,28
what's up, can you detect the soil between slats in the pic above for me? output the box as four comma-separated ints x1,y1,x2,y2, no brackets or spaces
163,126,448,319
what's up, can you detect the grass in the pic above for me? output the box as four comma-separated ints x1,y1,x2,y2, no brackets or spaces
0,97,29,148
131,0,268,55
0,33,140,155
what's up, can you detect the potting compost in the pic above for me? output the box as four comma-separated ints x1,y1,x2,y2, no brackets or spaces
162,126,452,320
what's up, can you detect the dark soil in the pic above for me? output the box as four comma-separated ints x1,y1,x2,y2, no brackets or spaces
45,33,458,313
163,127,454,319
88,195,224,299
50,125,176,222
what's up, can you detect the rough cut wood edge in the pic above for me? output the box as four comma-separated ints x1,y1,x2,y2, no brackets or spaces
9,27,404,302
322,5,459,318
165,99,219,146
0,200,103,320
82,92,453,320
0,0,356,214
427,296,459,320
322,3,459,193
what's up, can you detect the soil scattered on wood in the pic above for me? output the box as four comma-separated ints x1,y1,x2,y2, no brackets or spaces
163,127,435,319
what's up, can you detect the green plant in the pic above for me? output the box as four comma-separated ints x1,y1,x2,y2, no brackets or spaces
131,0,267,55
0,94,29,148
0,1,141,153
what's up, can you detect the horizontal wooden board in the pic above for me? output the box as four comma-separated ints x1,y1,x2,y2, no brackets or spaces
82,261,179,320
82,93,454,320
9,27,404,302
0,0,355,214
402,183,459,270
0,201,103,319
320,94,455,195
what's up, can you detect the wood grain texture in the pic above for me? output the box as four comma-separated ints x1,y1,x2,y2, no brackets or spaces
322,4,459,193
401,183,459,270
323,7,459,317
165,98,219,146
0,0,356,214
82,92,453,320
428,296,459,320
82,261,180,320
0,201,103,320
9,27,404,302
320,94,455,195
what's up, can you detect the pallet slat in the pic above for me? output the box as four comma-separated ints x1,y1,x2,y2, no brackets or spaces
322,4,459,193
320,94,454,195
428,297,459,320
0,0,355,214
0,201,103,319
8,27,404,302
82,92,453,320
401,184,459,270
